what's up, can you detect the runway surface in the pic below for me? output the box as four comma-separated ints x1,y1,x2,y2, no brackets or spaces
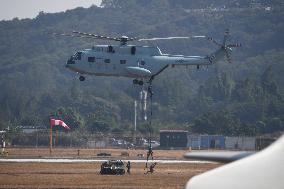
0,158,213,164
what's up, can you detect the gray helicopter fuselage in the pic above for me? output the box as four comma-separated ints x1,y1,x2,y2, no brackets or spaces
66,44,224,80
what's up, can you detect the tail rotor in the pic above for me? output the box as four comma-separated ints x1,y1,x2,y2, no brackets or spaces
207,29,241,63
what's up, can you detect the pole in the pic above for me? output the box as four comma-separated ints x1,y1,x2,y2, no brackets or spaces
49,118,52,155
133,100,137,145
55,130,58,147
36,126,38,148
134,100,137,132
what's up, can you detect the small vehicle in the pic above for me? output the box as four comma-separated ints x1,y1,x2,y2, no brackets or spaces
143,140,160,148
100,160,125,175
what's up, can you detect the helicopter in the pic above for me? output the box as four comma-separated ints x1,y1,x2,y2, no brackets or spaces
56,29,240,86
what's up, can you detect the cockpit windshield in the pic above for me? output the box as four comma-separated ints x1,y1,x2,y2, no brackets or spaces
74,52,82,60
67,56,75,64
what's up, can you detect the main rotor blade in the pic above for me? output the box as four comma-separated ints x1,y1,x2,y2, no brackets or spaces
72,31,120,41
53,32,95,39
138,36,206,41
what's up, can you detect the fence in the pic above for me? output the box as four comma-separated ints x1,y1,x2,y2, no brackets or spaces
2,130,278,151
4,130,158,149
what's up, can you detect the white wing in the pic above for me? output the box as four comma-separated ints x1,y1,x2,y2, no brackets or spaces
186,135,284,189
184,151,254,163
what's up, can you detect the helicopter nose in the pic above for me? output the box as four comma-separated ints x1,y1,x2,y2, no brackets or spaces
66,57,75,67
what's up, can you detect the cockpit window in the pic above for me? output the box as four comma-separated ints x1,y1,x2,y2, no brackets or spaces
131,46,136,55
108,45,115,53
67,56,75,64
74,52,82,60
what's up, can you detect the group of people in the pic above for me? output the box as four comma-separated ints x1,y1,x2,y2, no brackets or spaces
125,145,157,175
125,161,157,175
145,145,156,174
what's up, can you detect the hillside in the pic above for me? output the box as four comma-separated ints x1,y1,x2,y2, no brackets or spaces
0,0,283,136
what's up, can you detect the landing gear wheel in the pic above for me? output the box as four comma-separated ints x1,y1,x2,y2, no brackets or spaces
138,80,144,86
133,79,139,85
79,76,85,81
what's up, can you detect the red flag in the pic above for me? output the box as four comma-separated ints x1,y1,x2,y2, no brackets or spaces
50,119,70,130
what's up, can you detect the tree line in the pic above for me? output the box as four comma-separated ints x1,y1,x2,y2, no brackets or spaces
0,0,283,137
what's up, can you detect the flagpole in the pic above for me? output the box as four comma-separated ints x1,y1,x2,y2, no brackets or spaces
49,118,52,156
55,130,58,147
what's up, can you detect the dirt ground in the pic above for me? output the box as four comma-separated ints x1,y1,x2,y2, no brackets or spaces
0,162,220,189
0,148,221,188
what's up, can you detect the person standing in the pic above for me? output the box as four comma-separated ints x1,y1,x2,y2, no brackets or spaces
126,161,131,174
145,146,154,168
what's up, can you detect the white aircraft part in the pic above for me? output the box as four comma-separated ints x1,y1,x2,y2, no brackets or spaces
138,36,206,41
184,151,254,163
125,66,151,77
186,135,284,189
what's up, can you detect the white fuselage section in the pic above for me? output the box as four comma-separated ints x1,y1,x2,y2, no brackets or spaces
66,44,225,80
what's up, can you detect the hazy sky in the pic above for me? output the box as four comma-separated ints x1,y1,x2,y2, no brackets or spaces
0,0,102,21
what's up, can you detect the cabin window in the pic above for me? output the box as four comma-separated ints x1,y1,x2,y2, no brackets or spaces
120,60,126,64
88,57,95,62
108,45,115,53
104,59,110,63
131,46,136,55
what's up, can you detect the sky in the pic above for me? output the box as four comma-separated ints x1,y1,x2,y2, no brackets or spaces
0,0,102,21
